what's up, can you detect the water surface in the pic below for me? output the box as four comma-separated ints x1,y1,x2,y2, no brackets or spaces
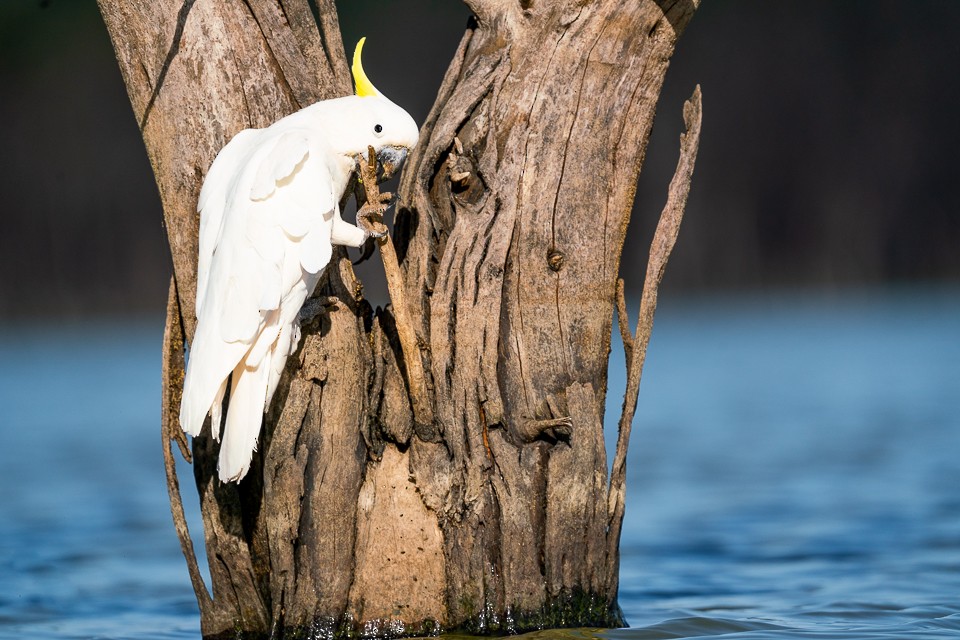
1,288,958,638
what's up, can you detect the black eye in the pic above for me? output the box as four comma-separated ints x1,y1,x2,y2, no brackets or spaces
374,124,383,134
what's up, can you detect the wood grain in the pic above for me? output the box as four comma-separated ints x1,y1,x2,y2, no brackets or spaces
99,0,701,636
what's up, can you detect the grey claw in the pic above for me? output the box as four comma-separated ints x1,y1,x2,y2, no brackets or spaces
298,295,339,325
357,204,389,238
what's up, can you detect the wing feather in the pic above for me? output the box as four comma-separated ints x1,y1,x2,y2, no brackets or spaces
197,128,259,316
218,252,262,344
250,132,310,201
181,124,343,482
246,309,281,369
299,219,334,274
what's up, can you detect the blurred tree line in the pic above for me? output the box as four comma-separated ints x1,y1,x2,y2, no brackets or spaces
1,0,957,319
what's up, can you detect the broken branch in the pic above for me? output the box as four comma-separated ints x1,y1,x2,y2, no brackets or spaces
356,146,434,429
160,276,213,613
607,85,703,578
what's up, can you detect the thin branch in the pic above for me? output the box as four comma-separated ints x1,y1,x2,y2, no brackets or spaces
161,276,213,613
607,85,702,570
357,147,434,429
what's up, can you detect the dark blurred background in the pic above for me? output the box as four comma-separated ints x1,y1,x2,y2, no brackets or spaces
1,0,958,320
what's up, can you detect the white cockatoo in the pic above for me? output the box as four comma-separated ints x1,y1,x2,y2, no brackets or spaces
179,38,419,482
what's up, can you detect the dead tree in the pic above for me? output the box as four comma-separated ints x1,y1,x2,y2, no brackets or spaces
98,0,701,637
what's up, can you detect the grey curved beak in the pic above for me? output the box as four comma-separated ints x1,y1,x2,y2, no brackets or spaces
377,146,409,181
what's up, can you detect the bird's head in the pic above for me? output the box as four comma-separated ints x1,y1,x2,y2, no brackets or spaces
339,37,419,180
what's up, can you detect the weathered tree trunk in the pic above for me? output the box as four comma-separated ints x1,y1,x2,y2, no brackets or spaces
99,0,700,637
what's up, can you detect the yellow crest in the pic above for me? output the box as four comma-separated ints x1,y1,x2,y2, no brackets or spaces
352,37,379,98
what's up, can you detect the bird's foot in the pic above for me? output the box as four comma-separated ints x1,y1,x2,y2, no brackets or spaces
357,192,393,239
298,295,340,326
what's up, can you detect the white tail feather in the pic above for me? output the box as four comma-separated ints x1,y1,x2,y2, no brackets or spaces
210,378,227,442
217,351,272,483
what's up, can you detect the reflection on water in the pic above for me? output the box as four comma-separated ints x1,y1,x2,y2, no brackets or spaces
1,288,959,639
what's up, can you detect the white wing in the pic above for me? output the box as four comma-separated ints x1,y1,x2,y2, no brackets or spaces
180,126,339,482
196,128,259,317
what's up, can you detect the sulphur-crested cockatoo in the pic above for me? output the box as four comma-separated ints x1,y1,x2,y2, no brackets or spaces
179,38,418,482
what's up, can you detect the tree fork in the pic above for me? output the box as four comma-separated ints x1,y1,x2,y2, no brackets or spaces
99,0,701,637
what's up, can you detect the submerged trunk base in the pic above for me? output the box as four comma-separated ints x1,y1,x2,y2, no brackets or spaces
208,591,624,640
450,591,626,636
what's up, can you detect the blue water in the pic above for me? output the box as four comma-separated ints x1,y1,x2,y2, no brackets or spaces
1,288,959,639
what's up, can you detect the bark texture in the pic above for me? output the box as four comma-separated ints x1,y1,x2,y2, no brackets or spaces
394,4,699,627
99,0,700,637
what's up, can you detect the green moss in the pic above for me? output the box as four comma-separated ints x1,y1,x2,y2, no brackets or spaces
203,591,623,640
202,628,268,640
247,614,440,640
450,589,625,636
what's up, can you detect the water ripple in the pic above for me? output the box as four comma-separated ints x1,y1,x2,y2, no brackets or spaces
2,289,960,638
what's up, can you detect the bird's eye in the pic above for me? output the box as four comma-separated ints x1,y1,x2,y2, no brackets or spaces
374,124,383,135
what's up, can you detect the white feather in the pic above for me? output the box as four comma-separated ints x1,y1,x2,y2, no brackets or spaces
209,378,227,442
197,129,259,317
180,90,421,482
249,133,310,201
218,354,271,482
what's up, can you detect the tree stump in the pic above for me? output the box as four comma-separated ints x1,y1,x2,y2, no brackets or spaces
98,0,701,637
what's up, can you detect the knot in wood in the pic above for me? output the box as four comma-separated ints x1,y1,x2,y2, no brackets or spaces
547,249,565,272
447,157,472,188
